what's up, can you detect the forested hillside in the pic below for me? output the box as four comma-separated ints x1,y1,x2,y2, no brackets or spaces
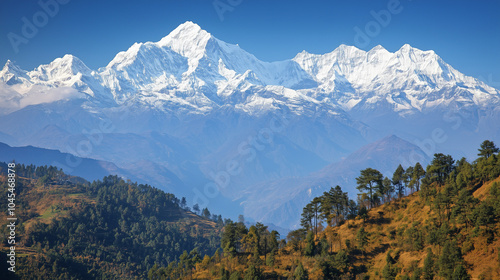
1,140,500,279
0,165,222,279
150,140,500,279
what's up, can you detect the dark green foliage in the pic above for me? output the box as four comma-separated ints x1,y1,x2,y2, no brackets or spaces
422,248,435,280
300,203,314,232
318,237,329,256
304,231,316,257
473,201,495,226
426,153,455,186
404,222,424,251
334,250,349,273
393,164,406,199
381,176,394,203
356,226,369,251
320,185,349,226
452,188,479,228
358,206,368,222
452,263,470,280
301,198,321,235
490,183,500,218
412,162,426,192
293,262,308,280
220,266,230,280
243,264,262,280
356,168,384,208
410,267,422,280
438,240,463,279
382,252,399,280
0,165,220,280
478,140,499,159
287,229,306,252
266,250,275,267
229,270,241,280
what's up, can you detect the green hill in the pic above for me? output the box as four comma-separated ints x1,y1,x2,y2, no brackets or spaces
0,164,222,279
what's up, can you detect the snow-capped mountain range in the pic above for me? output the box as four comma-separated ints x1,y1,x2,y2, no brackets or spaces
1,21,499,228
2,21,498,116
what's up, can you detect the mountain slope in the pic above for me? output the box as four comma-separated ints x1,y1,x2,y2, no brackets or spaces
242,135,430,229
0,141,186,196
0,21,499,228
0,164,221,279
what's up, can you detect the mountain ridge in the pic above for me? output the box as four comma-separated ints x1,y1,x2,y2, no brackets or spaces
1,21,498,117
1,21,499,228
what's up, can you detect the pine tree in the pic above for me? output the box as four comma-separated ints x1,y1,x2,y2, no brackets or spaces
478,140,499,159
266,250,275,267
439,240,462,279
405,166,414,193
356,226,369,252
229,271,241,280
220,267,230,280
382,177,394,203
311,197,322,236
393,164,405,199
427,153,454,187
422,248,435,280
293,262,308,280
382,251,398,280
243,264,262,280
193,203,200,214
356,168,383,208
202,208,211,218
304,231,316,257
412,162,425,192
300,203,314,231
452,264,470,280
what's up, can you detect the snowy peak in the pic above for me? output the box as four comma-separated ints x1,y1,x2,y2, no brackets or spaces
1,22,499,116
2,60,24,75
0,60,30,85
292,42,500,111
157,21,213,59
31,54,92,81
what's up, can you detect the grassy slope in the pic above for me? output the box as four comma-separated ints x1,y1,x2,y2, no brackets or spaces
311,177,500,279
191,177,500,280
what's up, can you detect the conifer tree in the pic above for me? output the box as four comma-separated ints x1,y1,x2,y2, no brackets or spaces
478,140,499,159
304,231,316,257
393,164,406,199
356,226,369,252
422,248,435,280
412,162,425,192
427,153,454,186
356,168,383,208
293,262,308,280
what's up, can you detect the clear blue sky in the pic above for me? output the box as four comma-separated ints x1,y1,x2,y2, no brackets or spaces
1,0,499,88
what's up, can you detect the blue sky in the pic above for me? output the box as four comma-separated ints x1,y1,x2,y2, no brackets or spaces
1,0,499,88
